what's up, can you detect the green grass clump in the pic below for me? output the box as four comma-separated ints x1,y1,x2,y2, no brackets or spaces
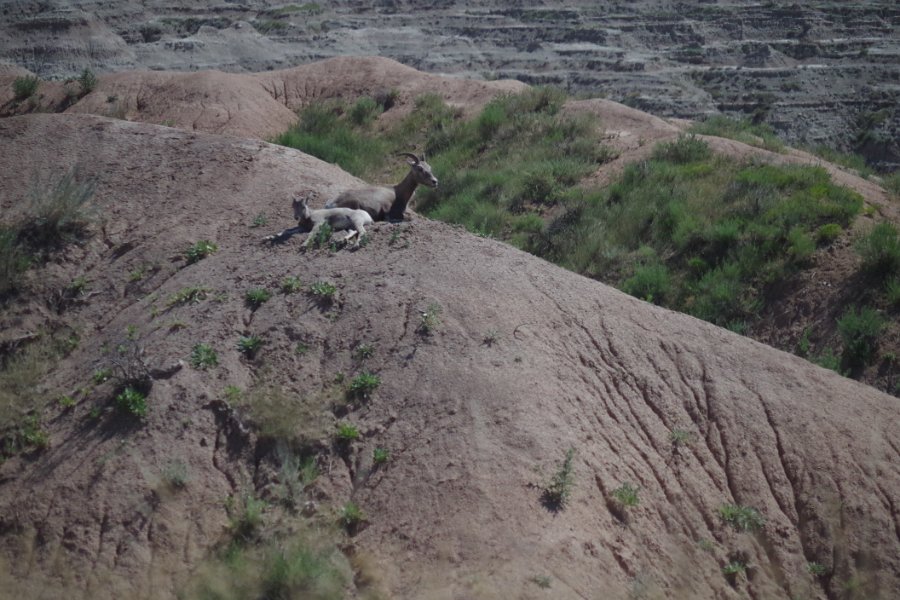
245,288,272,309
13,75,40,101
373,447,390,464
237,336,264,358
837,306,884,370
689,115,783,152
816,223,842,245
280,276,302,293
0,227,30,298
623,263,671,304
115,386,148,417
77,68,97,96
338,501,364,531
185,240,217,264
190,343,218,369
167,286,211,307
347,372,380,401
856,222,900,280
719,503,764,532
335,422,360,442
610,482,640,508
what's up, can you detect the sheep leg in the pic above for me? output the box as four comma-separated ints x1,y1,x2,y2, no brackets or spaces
262,225,302,243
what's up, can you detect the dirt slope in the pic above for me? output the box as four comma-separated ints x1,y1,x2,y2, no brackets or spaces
0,113,898,599
1,56,526,139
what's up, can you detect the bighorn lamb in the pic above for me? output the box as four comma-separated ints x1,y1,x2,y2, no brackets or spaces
263,191,374,247
325,152,438,221
294,193,373,248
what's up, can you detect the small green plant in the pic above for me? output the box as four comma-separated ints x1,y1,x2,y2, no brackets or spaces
309,280,337,299
58,394,76,408
530,575,552,589
335,422,360,442
718,503,764,532
295,342,309,355
722,560,746,576
311,222,333,249
623,264,670,304
348,96,383,127
77,68,98,96
88,406,102,419
128,265,148,282
807,562,827,577
190,343,218,369
418,302,443,335
837,305,885,369
237,335,264,358
339,501,364,531
886,278,900,307
115,386,148,417
245,287,272,309
611,482,640,508
13,75,40,101
353,343,375,360
250,213,268,228
483,330,499,346
185,240,218,264
93,367,113,384
224,385,242,404
281,276,302,293
816,223,842,245
229,493,266,543
542,448,575,510
125,324,139,341
347,372,380,401
167,285,211,307
373,447,390,464
669,429,692,446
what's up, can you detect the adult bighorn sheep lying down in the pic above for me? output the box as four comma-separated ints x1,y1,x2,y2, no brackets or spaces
325,152,438,221
262,191,373,248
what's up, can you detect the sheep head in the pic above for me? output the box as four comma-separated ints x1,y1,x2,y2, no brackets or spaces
399,152,438,189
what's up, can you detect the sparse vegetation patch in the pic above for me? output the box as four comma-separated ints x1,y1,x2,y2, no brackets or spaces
541,447,575,510
719,503,764,532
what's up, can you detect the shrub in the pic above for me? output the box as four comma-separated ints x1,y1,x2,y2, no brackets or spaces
348,96,382,126
18,169,96,251
167,286,211,307
77,68,98,95
190,343,218,369
885,278,900,307
185,240,217,264
856,222,900,279
652,134,711,164
13,75,40,100
837,306,884,369
418,302,442,335
542,448,575,510
115,386,148,417
0,227,30,298
623,264,670,304
245,288,272,309
353,343,374,360
718,503,764,531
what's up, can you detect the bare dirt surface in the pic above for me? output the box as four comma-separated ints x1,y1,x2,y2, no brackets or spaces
1,112,898,599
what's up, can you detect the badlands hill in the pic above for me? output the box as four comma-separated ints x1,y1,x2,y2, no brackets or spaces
0,60,898,599
1,1,898,166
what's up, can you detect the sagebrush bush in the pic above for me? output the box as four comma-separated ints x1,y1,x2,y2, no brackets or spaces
18,169,96,251
13,75,40,101
856,222,900,279
623,264,670,304
652,134,712,164
837,306,884,369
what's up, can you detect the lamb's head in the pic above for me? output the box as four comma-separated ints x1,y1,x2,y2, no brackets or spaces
291,191,319,221
399,152,438,189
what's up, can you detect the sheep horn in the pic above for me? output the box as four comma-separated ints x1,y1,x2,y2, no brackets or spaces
398,152,420,164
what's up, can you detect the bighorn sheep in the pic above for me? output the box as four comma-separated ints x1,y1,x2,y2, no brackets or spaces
325,152,438,221
263,191,373,248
